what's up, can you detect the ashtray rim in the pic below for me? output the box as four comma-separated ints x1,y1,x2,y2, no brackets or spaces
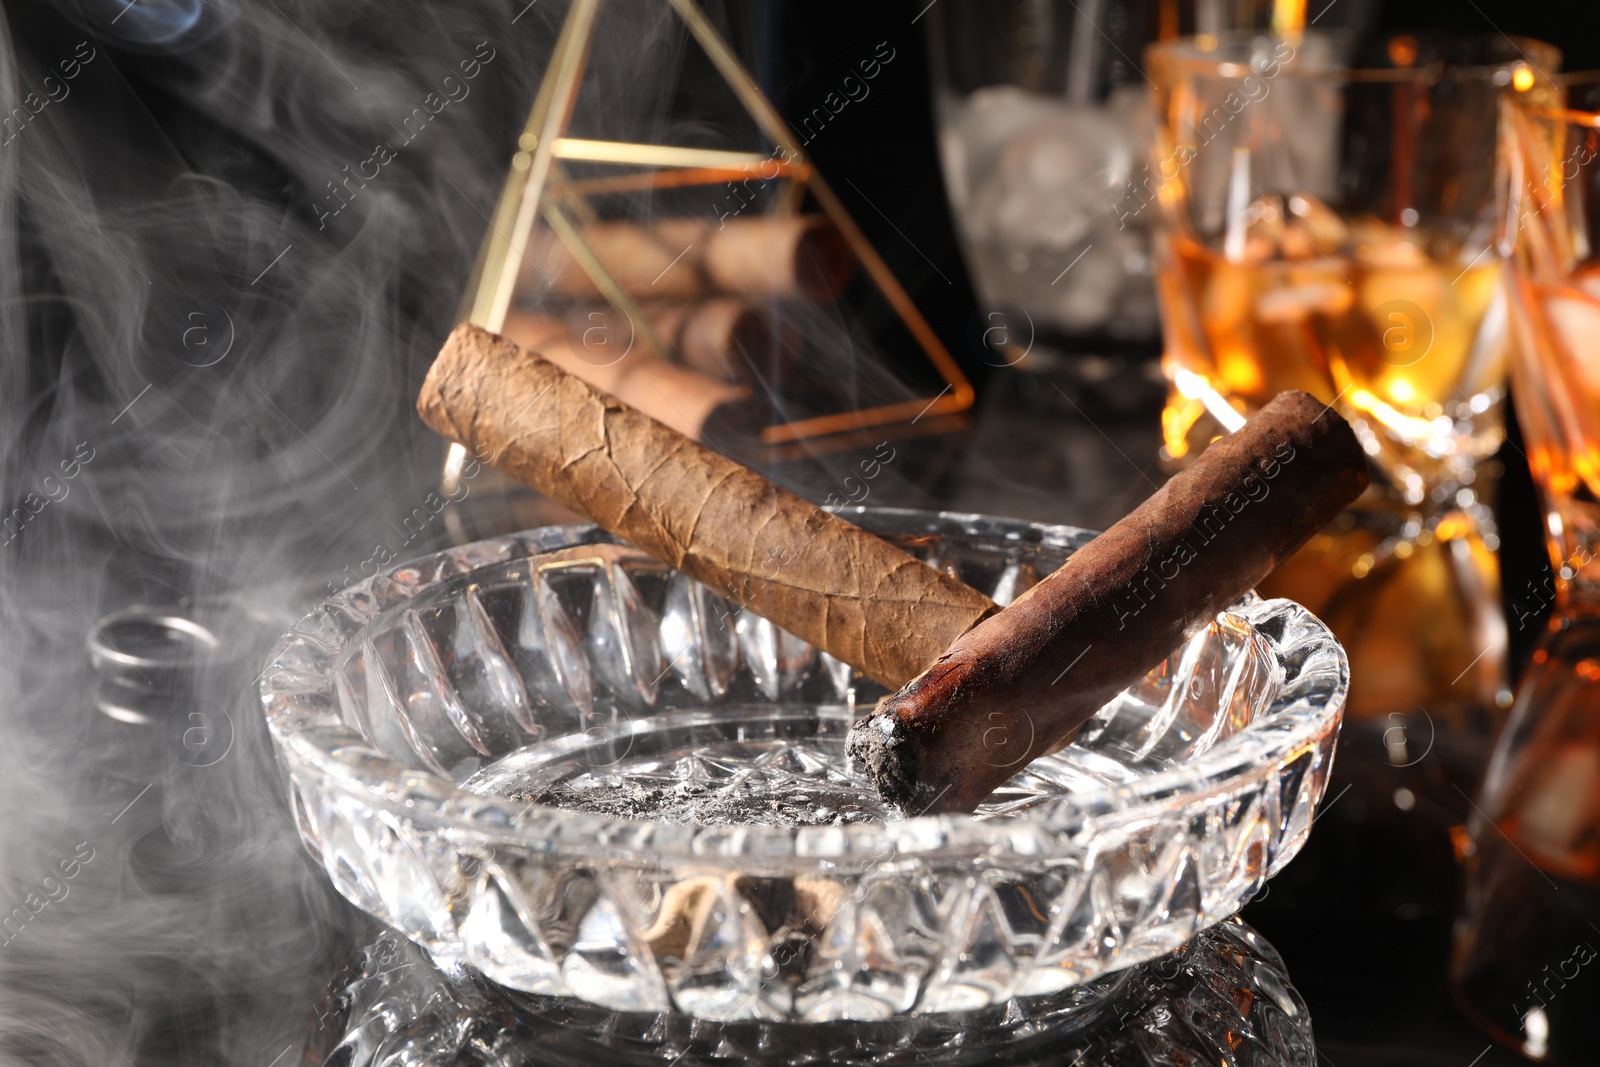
261,507,1349,868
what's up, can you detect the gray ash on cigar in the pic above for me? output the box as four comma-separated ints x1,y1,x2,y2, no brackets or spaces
845,713,917,812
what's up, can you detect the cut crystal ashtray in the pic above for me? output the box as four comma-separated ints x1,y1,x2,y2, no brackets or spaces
260,508,1347,1023
312,916,1314,1066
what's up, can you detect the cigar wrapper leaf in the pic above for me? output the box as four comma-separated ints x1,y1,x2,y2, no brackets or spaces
418,323,997,690
847,390,1370,815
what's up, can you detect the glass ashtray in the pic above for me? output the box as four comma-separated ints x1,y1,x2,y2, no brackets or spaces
260,508,1347,1022
309,916,1314,1066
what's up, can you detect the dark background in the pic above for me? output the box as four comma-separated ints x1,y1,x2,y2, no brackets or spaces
2,0,1597,1063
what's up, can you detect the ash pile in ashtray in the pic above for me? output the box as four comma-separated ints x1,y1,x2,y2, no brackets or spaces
526,779,885,827
513,741,894,827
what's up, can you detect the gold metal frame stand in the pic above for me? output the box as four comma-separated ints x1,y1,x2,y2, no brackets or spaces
446,0,973,491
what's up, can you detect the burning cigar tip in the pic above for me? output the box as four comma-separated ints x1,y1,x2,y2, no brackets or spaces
848,712,918,811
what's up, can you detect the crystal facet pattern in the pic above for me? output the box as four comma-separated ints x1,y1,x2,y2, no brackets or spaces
261,509,1348,1021
311,917,1315,1066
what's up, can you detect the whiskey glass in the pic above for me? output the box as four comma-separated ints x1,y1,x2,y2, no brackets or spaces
1146,29,1559,741
1452,74,1600,1064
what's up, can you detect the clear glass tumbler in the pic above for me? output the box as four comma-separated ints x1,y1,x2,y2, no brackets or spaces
1452,74,1600,1065
926,0,1164,349
925,1,1377,360
1146,30,1559,738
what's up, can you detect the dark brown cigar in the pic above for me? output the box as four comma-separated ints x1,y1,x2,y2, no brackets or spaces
847,391,1370,815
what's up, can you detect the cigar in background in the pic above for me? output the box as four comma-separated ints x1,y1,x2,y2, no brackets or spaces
523,215,853,303
847,391,1370,815
500,307,752,441
418,323,997,688
506,298,796,385
670,297,801,383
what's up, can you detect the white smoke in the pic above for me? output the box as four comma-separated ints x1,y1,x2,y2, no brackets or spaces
0,2,994,1062
0,1,558,1062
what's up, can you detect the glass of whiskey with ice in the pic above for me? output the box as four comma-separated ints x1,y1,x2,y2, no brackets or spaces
1145,31,1558,737
1452,74,1600,1063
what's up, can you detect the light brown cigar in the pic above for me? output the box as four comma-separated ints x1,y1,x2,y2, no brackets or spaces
500,308,749,441
673,297,798,383
847,391,1370,815
631,299,782,383
524,216,853,302
418,323,998,688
